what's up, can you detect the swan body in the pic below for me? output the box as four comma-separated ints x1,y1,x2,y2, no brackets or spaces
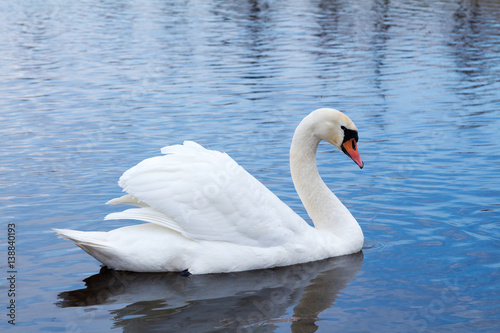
55,108,364,274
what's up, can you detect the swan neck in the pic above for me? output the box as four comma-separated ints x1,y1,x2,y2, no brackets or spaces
289,120,356,233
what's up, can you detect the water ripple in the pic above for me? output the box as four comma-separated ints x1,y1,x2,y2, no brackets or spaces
1,0,500,332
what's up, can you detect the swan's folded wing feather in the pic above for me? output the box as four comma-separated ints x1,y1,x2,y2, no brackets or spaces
106,194,149,207
105,207,185,235
115,141,306,247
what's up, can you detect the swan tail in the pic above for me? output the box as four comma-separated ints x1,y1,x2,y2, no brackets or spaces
54,228,110,248
53,228,119,266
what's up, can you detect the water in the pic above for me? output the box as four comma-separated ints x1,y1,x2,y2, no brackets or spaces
1,0,499,331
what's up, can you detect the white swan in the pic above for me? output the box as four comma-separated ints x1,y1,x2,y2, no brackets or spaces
55,108,364,274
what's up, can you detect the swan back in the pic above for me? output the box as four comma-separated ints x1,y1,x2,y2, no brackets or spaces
107,141,308,248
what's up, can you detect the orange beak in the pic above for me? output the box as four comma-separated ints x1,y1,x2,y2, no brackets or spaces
342,138,364,169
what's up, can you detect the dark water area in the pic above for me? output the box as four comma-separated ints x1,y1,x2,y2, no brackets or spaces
1,0,499,332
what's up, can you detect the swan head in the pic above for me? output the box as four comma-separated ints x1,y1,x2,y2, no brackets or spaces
308,108,364,169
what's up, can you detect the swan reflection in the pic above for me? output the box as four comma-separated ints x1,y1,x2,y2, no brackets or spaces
57,252,362,332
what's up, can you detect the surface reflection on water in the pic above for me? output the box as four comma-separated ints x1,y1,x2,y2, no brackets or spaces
57,253,363,332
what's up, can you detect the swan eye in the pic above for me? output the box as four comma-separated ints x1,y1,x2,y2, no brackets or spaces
341,127,359,144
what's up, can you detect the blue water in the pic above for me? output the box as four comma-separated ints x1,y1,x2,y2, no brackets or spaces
1,0,500,332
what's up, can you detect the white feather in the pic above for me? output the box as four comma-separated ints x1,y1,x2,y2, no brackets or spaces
115,141,303,247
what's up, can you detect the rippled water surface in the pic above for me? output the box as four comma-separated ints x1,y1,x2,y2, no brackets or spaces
1,0,500,332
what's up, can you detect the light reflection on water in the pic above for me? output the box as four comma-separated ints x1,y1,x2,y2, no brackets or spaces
1,0,499,332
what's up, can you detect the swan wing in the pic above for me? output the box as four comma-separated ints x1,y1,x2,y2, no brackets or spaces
106,141,307,247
